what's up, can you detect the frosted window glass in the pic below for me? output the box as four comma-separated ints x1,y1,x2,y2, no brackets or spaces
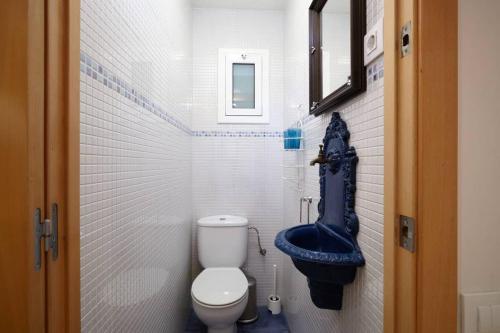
232,63,255,109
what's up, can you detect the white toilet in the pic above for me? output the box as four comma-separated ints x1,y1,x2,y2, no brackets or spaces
191,215,249,333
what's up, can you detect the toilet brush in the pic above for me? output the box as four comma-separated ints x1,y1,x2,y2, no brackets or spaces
267,264,281,315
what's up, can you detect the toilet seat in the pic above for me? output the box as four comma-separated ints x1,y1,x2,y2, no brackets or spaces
191,268,248,307
192,290,248,310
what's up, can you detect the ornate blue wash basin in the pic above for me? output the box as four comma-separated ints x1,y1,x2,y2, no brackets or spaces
275,112,365,310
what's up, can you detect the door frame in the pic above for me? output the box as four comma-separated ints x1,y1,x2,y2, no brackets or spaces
384,0,458,332
7,0,458,330
53,0,461,330
0,0,79,331
67,0,80,331
45,0,80,331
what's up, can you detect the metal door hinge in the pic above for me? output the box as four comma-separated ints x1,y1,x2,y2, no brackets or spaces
34,203,58,271
399,215,416,252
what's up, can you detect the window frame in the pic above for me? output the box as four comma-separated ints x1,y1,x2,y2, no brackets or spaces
218,48,269,124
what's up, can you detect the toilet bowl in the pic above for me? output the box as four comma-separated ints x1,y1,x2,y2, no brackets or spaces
191,215,249,333
192,267,249,333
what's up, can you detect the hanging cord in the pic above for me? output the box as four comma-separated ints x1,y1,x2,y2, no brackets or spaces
248,226,267,256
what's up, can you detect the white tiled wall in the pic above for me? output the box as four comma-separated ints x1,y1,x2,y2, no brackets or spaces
191,8,285,306
282,0,384,332
80,1,384,330
191,8,284,132
80,0,192,331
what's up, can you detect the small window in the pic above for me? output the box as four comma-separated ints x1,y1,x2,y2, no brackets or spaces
218,49,269,123
232,63,255,109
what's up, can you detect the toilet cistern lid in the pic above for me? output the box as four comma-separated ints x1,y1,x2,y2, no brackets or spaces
197,215,248,227
191,268,248,306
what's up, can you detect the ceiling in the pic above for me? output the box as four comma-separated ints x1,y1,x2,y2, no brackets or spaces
191,0,288,10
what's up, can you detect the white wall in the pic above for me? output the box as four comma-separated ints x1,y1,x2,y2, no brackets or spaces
191,8,284,132
80,0,192,331
281,0,384,332
191,8,285,306
459,0,500,294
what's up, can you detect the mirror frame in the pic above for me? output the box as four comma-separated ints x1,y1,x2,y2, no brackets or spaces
309,0,366,116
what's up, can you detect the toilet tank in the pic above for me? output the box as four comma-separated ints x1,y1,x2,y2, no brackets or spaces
197,215,248,268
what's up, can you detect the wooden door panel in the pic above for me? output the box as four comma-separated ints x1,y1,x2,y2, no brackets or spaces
416,0,458,331
0,0,46,331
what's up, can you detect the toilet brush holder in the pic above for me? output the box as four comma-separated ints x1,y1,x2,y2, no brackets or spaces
267,264,281,314
267,295,281,315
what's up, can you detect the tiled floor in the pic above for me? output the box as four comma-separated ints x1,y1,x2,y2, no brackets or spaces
185,306,290,333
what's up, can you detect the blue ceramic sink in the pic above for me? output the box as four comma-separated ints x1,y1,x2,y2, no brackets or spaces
275,222,364,310
275,113,365,310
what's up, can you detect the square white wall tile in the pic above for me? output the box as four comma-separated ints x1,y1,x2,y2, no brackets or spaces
80,0,193,331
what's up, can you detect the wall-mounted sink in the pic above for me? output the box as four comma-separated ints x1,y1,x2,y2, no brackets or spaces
275,112,365,310
275,222,364,310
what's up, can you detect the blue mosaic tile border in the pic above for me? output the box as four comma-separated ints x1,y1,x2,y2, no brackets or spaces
80,51,192,135
80,51,283,138
192,130,282,137
367,60,385,85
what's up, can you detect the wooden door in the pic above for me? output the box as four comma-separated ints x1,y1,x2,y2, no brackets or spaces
416,0,457,330
0,1,80,331
384,0,458,332
0,0,46,331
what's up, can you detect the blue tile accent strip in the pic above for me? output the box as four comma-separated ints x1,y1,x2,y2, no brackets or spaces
80,51,193,135
192,131,282,138
81,51,283,139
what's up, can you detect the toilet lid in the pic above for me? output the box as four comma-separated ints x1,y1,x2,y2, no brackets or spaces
191,268,248,306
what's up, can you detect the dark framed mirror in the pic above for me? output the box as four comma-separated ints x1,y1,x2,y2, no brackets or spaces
309,0,366,116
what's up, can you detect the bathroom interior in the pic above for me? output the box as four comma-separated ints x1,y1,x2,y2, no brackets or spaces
2,0,500,332
80,0,384,331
